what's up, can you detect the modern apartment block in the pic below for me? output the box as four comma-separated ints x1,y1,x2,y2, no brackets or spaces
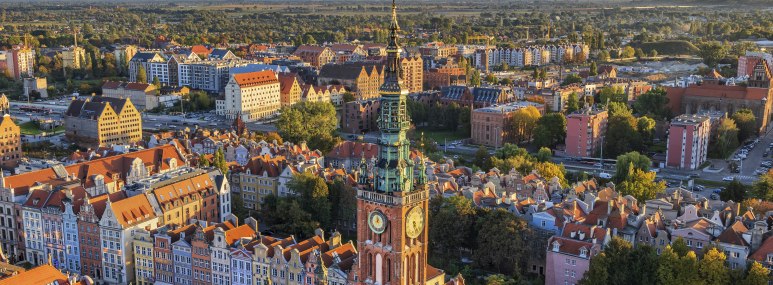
565,109,608,158
5,44,35,80
665,114,711,170
216,70,281,122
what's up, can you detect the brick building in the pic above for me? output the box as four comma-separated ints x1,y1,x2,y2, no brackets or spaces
341,99,381,134
0,115,20,170
293,45,335,68
471,101,545,147
424,67,466,90
318,63,383,100
401,56,424,93
278,73,303,107
667,60,772,134
64,96,143,147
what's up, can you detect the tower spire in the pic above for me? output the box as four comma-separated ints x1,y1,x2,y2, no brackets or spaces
382,0,403,91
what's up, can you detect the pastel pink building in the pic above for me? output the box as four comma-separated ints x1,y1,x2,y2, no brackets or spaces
565,110,608,158
545,235,601,285
666,114,710,170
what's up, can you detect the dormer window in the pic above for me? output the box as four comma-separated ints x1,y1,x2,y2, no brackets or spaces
580,248,588,258
552,241,560,252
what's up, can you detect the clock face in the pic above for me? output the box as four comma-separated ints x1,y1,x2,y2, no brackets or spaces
368,210,387,234
405,206,425,239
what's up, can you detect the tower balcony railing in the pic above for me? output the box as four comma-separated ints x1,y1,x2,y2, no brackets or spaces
357,188,428,206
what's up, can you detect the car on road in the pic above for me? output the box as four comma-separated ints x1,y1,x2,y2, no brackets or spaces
722,176,734,181
599,172,612,179
694,185,705,191
710,193,719,200
593,163,603,168
689,173,700,178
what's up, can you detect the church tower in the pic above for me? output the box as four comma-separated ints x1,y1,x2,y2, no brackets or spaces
356,1,431,285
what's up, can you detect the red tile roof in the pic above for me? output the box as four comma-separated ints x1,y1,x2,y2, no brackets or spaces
0,264,67,285
749,235,773,263
3,145,185,196
716,220,749,247
110,194,157,228
233,70,279,88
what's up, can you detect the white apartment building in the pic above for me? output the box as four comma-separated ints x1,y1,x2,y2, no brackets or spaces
216,70,281,122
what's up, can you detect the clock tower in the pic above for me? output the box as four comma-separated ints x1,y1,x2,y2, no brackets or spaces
356,1,431,285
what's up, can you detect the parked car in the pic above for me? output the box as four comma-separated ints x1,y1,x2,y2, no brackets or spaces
599,172,612,179
722,176,734,181
710,193,719,200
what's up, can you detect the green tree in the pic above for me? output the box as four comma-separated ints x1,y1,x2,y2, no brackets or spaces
614,151,652,182
474,146,491,170
751,172,773,201
469,69,481,87
605,111,642,158
732,109,757,142
342,92,356,103
742,262,771,285
533,113,567,148
277,101,339,152
635,48,646,59
535,162,567,187
710,118,739,159
562,74,583,86
327,178,357,235
671,237,690,257
429,196,477,256
618,165,666,202
629,245,660,285
637,116,656,144
599,86,626,103
566,92,580,113
213,148,228,175
699,247,729,285
580,252,610,285
633,88,671,119
288,172,332,228
621,46,636,58
137,65,147,83
152,75,160,87
589,61,598,76
198,154,210,167
535,147,552,162
230,193,248,220
508,106,541,143
721,179,746,202
657,246,680,285
698,41,728,68
473,209,530,275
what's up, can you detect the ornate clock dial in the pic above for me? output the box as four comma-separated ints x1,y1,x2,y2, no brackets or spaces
368,210,387,234
405,206,425,239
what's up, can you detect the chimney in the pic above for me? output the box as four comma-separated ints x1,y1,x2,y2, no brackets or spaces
570,231,576,238
245,217,259,232
751,220,767,251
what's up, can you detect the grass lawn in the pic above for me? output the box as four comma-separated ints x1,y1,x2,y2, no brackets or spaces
18,121,64,135
415,129,467,144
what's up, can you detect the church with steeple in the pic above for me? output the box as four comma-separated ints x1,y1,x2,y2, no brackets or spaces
353,2,464,285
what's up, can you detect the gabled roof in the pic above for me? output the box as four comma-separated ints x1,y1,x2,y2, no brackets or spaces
224,224,257,246
716,220,749,247
749,235,773,262
109,194,156,228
